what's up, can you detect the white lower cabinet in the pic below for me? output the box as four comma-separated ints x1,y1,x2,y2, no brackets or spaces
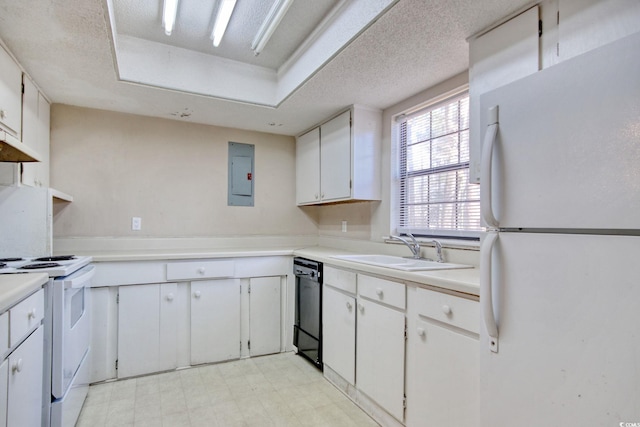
356,278,406,422
321,267,480,427
117,283,181,378
7,326,44,427
322,284,356,384
191,279,241,365
248,277,281,357
405,286,479,427
0,359,6,427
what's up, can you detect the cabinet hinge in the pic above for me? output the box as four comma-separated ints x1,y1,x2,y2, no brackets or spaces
403,394,407,409
248,340,251,350
538,19,542,37
116,293,119,304
404,319,408,340
248,284,251,294
21,83,24,94
115,359,118,370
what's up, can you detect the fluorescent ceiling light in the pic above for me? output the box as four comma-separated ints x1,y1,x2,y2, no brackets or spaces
162,0,179,36
251,0,294,56
211,0,237,47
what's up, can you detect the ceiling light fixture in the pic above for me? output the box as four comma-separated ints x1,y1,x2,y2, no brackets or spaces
251,0,294,56
211,0,237,47
162,0,179,36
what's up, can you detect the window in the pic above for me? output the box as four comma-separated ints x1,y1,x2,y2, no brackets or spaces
397,92,481,238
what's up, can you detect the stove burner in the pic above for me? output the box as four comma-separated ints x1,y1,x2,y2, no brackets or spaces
20,263,62,270
0,258,24,262
33,256,76,262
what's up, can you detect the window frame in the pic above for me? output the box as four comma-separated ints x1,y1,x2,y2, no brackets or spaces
395,89,482,240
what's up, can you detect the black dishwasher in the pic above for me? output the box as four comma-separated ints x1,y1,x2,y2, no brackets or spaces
293,257,323,370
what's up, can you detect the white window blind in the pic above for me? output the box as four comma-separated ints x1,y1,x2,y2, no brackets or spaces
398,93,481,238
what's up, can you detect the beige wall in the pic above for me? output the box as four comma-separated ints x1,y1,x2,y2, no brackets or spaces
50,105,318,238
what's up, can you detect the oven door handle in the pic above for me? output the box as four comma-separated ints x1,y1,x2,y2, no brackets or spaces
61,265,95,289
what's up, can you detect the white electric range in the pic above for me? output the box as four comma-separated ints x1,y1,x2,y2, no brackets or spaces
0,255,93,427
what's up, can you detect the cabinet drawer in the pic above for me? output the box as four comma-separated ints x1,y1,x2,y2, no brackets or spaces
324,266,356,294
415,287,479,334
358,274,405,310
9,289,44,348
0,312,8,359
166,259,235,281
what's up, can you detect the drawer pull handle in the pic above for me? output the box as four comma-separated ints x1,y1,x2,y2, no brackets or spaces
375,288,383,298
197,268,205,275
12,359,23,373
28,308,37,319
442,305,452,315
346,301,352,310
194,291,202,299
166,293,174,302
416,327,426,337
357,303,364,313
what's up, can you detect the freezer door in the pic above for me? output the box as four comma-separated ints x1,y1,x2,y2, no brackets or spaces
479,32,640,230
480,232,640,426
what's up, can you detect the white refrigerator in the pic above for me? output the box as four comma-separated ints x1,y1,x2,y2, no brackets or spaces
479,31,640,426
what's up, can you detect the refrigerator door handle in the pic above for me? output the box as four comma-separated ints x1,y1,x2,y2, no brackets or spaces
481,106,499,228
481,231,499,352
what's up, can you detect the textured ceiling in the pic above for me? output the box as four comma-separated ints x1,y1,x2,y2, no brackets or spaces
0,0,534,137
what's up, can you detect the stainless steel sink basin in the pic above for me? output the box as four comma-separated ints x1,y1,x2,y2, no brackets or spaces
331,254,472,271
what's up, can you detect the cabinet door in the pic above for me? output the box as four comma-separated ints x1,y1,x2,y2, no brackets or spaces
7,326,43,427
118,283,178,378
296,127,321,204
0,359,7,427
22,80,50,188
405,318,479,427
320,110,351,201
248,277,281,357
322,285,355,384
191,279,240,365
468,6,539,183
356,298,405,421
0,45,22,136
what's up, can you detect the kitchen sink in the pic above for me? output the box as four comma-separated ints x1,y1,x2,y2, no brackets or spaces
331,254,472,271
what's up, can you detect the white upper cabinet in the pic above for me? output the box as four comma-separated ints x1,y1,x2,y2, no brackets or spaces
296,105,381,205
468,5,540,184
21,76,50,187
295,127,321,204
0,44,22,138
320,111,352,201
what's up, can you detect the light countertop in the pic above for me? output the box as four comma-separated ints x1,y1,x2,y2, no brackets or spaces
0,273,49,313
294,247,479,296
82,245,479,296
86,247,296,262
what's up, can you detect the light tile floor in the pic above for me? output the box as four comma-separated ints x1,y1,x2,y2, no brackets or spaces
77,352,380,427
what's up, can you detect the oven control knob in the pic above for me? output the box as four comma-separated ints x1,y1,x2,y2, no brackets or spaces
12,359,23,373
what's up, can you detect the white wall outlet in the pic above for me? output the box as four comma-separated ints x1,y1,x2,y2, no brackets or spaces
132,217,142,231
341,220,347,232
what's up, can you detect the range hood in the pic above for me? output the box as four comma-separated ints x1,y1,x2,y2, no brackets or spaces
0,129,41,162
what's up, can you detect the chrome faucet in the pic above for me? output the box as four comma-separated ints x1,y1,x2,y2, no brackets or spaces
388,233,421,259
431,239,444,263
